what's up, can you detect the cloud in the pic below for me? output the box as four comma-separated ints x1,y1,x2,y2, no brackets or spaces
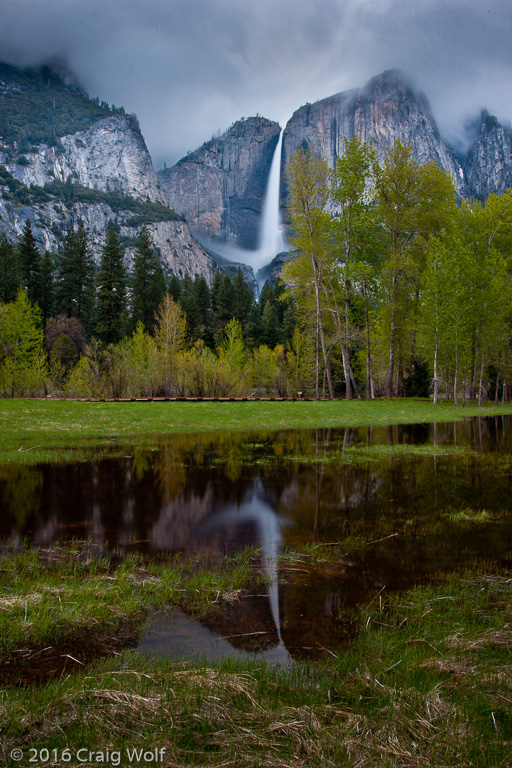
0,0,511,166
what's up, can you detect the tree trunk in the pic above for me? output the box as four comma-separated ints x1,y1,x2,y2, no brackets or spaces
433,335,439,404
478,350,485,405
364,283,373,399
453,344,459,405
495,353,501,406
313,261,335,398
386,275,398,397
340,344,352,400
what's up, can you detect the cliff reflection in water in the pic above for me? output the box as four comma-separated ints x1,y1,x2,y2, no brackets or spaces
2,418,512,659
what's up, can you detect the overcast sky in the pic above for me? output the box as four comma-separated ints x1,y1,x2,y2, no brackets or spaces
0,0,511,169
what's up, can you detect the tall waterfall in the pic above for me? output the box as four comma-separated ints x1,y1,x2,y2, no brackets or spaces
199,130,287,276
257,129,286,268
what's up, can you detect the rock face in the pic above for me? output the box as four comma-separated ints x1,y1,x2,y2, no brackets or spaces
157,117,282,250
0,197,216,281
463,111,512,200
0,62,215,281
282,69,464,206
1,115,168,204
255,252,293,288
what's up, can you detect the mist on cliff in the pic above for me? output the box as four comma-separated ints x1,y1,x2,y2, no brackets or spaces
0,0,511,168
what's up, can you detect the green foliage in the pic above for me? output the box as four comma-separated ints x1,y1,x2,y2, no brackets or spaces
130,226,166,332
17,220,41,306
95,225,127,344
154,293,187,396
178,339,231,397
0,236,20,302
43,179,184,223
0,289,47,397
124,322,160,397
218,318,247,395
0,61,114,149
55,223,96,333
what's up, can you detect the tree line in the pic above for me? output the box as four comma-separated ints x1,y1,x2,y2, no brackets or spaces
1,135,512,401
283,137,512,403
0,221,300,398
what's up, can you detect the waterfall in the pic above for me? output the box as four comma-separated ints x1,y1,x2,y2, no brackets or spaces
198,130,287,276
257,129,286,269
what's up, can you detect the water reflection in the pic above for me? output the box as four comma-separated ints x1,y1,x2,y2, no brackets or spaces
197,479,289,648
139,607,291,666
2,416,512,661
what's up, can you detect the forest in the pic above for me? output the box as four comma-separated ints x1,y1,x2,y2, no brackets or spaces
1,136,512,401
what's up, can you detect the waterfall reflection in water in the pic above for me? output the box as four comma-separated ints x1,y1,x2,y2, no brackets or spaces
3,418,512,661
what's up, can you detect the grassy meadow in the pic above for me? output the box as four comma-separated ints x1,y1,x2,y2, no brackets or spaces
2,396,512,464
1,398,511,766
0,543,511,767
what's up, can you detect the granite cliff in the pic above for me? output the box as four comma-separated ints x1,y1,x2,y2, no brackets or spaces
159,70,512,254
3,61,512,285
157,117,282,250
463,111,512,200
1,114,168,205
281,69,465,205
0,62,215,281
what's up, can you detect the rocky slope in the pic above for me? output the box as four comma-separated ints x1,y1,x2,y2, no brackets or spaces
463,111,512,200
0,115,168,204
157,117,282,250
0,62,215,281
282,69,465,205
0,195,215,280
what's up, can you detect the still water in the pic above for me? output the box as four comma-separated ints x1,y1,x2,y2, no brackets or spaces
2,417,512,661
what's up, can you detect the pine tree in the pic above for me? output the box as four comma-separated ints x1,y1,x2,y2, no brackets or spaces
0,236,20,303
130,226,166,332
56,223,95,332
168,273,182,302
179,271,201,340
261,300,279,348
245,302,263,348
18,220,41,306
95,225,127,344
193,275,212,343
212,273,235,341
233,267,254,325
39,250,55,327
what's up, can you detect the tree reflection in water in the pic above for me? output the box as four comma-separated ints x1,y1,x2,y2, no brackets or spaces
2,417,512,660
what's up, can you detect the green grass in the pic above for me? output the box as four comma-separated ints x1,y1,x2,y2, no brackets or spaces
1,397,511,464
0,544,258,661
1,549,511,767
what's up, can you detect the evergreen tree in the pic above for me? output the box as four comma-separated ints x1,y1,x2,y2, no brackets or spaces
168,273,182,302
212,273,236,341
280,303,297,345
130,225,166,332
179,271,201,340
39,250,55,327
245,301,263,348
233,267,254,325
261,300,279,348
95,225,127,344
56,223,95,332
193,274,212,343
18,220,41,306
0,236,20,303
